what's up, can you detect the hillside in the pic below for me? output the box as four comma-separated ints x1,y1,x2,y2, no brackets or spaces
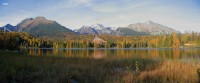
76,26,98,34
16,16,74,37
127,21,178,35
116,27,149,36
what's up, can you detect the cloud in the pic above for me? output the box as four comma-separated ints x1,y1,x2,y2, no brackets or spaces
91,2,119,12
65,0,93,8
91,0,157,13
3,3,9,6
70,0,92,4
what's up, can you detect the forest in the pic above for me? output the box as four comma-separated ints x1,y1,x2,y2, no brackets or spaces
0,31,200,50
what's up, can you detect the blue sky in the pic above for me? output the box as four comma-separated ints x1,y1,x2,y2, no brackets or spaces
0,0,200,32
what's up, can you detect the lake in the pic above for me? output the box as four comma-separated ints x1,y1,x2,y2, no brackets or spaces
24,48,200,62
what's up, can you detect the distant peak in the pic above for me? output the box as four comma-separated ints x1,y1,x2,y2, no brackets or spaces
17,18,33,26
96,23,104,26
145,21,154,24
23,18,33,21
127,21,178,35
16,16,55,30
35,16,45,18
91,24,105,30
34,16,46,20
32,16,54,24
92,24,104,27
23,16,46,21
5,24,12,26
82,25,90,27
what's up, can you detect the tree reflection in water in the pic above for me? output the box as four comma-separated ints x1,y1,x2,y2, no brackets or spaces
25,48,200,61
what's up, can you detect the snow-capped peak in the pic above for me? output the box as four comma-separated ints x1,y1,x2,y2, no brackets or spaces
110,27,118,30
91,24,105,30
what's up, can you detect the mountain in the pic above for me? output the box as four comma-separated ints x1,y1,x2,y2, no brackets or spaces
76,24,118,35
126,21,178,35
0,24,16,32
76,26,98,34
4,24,16,31
91,24,113,34
116,27,149,36
1,18,179,37
16,16,74,37
76,22,178,36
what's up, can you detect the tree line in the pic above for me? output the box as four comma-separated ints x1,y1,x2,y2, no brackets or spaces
0,31,200,50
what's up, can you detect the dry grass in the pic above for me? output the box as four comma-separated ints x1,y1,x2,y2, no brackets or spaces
0,51,200,83
121,61,200,83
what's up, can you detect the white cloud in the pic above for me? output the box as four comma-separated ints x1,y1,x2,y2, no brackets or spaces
3,3,9,6
91,1,157,13
66,0,93,8
70,0,92,4
91,2,119,12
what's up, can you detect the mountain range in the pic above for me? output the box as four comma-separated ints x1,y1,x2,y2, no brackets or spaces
75,21,178,36
75,24,120,35
0,16,179,37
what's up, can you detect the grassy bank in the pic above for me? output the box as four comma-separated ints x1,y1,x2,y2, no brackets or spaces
0,51,199,83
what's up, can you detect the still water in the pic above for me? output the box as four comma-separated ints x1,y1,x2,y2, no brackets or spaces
24,48,200,62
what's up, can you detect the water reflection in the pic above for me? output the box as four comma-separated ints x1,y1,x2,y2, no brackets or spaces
24,48,200,61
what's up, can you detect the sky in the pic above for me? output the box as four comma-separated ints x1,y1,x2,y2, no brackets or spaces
0,0,200,32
